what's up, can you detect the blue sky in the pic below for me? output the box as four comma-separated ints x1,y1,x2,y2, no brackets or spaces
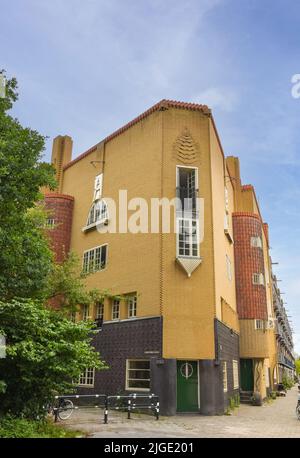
1,0,300,352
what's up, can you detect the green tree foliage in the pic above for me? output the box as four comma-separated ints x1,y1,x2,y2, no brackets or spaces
0,73,106,421
0,72,56,300
44,250,121,314
0,298,105,418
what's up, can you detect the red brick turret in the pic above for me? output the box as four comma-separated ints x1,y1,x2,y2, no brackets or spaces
233,212,268,320
44,193,74,262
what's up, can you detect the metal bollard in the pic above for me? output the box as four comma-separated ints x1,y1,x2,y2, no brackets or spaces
54,407,59,423
104,396,108,424
155,401,160,420
127,399,131,419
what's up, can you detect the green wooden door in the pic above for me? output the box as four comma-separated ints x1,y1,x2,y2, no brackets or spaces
177,360,199,412
240,359,254,391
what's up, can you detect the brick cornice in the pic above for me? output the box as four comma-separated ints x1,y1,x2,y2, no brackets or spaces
232,212,261,221
44,193,74,201
63,99,211,171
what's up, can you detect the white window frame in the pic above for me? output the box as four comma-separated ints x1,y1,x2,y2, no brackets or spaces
224,213,230,231
78,367,95,387
82,244,108,274
128,295,137,318
176,165,199,190
126,359,150,392
46,218,55,229
176,165,199,214
85,199,109,230
233,360,239,389
223,362,228,393
177,217,199,258
253,272,265,286
226,255,232,281
94,173,103,201
70,310,76,323
112,299,120,320
96,301,104,320
82,304,90,321
225,186,229,213
251,236,262,248
255,319,264,330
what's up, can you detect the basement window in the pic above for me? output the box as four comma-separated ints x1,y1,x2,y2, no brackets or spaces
126,359,150,391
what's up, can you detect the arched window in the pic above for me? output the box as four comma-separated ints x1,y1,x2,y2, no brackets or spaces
86,199,109,227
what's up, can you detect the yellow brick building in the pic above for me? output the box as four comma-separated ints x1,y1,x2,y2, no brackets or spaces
45,99,291,414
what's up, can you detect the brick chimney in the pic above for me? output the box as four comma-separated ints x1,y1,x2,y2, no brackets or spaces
51,135,73,192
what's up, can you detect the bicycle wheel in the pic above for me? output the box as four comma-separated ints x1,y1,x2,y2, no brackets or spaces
296,404,300,420
58,399,74,420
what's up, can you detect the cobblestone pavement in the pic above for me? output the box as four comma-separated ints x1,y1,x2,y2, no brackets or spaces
64,386,300,438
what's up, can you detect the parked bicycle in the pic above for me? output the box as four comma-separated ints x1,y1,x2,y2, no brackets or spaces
45,397,74,421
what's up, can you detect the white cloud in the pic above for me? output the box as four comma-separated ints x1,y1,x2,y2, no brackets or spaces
193,87,239,112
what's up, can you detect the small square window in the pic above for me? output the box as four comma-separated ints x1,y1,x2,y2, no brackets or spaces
251,236,262,248
255,319,264,330
45,218,55,229
253,273,265,285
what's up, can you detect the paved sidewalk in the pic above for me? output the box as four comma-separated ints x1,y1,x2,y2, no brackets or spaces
64,386,300,438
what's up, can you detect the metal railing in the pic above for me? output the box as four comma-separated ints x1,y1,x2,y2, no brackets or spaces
52,393,159,424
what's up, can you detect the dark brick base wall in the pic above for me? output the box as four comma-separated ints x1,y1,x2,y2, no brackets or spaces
78,317,162,396
215,319,240,409
77,316,240,416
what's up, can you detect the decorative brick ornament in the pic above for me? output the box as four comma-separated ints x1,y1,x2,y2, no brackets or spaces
173,128,200,165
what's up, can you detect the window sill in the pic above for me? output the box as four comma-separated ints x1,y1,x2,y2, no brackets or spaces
125,388,150,392
82,219,109,233
224,229,234,244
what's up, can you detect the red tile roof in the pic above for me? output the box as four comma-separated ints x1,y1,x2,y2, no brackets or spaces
63,99,211,170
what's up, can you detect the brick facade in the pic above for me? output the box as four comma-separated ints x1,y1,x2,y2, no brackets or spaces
44,193,74,263
233,212,268,320
79,317,162,396
215,319,240,406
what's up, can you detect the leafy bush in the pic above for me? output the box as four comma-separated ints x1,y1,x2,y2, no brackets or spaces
0,298,106,418
282,375,294,390
0,416,83,438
